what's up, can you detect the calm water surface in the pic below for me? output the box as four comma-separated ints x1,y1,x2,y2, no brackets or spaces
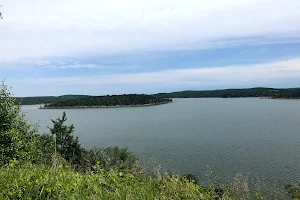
22,98,300,184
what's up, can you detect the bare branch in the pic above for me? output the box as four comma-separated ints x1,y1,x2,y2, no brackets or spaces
0,5,3,19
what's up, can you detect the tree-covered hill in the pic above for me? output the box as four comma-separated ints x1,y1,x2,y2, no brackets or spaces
43,94,172,108
276,88,300,99
155,87,300,99
15,95,88,105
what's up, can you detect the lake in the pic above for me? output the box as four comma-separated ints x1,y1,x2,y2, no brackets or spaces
22,98,300,185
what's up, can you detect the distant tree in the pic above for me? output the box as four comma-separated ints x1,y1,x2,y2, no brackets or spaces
48,112,83,165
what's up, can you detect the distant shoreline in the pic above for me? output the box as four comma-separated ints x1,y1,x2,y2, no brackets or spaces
260,97,300,100
16,87,300,105
39,101,172,109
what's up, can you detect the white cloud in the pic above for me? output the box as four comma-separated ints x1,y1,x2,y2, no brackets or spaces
46,64,106,69
15,58,300,87
36,60,51,66
0,0,300,61
45,63,138,69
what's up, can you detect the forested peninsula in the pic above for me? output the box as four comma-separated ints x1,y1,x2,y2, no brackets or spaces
40,94,172,109
15,95,88,105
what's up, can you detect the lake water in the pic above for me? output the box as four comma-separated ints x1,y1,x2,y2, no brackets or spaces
22,98,300,185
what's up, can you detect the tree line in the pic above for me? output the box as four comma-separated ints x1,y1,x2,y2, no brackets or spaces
15,95,88,105
155,87,300,99
15,87,300,106
44,94,172,108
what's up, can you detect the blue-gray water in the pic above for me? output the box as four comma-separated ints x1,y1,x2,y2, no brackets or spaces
22,98,300,185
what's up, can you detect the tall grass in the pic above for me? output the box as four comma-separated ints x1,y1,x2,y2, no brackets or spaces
1,161,296,199
0,161,210,200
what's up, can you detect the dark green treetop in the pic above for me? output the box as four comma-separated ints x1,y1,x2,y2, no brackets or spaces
48,112,83,165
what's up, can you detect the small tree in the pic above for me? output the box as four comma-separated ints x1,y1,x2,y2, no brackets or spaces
0,81,38,164
48,112,83,165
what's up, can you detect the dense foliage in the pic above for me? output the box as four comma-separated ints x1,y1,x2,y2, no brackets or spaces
15,95,88,105
0,81,38,164
1,82,299,199
83,147,139,172
155,87,300,99
277,88,300,99
285,183,300,200
48,112,83,165
43,94,172,108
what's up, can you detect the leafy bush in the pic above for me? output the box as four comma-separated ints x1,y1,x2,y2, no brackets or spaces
35,134,55,165
286,183,300,199
0,81,38,164
182,173,199,184
82,147,139,173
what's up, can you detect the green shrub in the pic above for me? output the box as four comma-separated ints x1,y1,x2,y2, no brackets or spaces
0,81,38,164
82,146,140,174
35,134,56,165
286,183,300,200
182,173,199,184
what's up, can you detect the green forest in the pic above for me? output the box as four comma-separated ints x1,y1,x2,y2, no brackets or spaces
15,95,89,105
42,94,172,108
155,87,300,99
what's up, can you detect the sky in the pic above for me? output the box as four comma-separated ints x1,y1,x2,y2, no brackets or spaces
1,0,300,96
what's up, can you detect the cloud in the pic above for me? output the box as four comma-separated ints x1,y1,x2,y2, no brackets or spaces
44,63,139,70
16,58,300,88
46,64,108,69
36,60,51,66
1,0,300,61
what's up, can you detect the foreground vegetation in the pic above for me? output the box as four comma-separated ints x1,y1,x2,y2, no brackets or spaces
0,163,210,199
1,82,300,199
155,87,300,99
42,94,172,109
